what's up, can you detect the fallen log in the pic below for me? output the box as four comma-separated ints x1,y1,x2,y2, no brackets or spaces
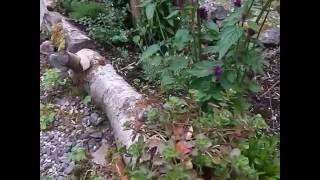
76,49,144,159
41,7,147,164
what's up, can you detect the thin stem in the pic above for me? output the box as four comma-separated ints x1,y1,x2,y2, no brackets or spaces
190,0,198,62
155,9,167,42
257,8,270,39
196,0,202,61
256,0,273,24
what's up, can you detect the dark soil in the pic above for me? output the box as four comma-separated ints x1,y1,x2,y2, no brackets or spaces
251,46,280,134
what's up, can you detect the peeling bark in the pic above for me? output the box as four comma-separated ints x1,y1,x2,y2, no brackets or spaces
76,49,144,163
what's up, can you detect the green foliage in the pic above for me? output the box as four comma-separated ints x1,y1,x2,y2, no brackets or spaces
215,25,244,60
124,96,279,180
40,103,56,130
83,95,91,105
162,166,191,180
162,147,178,161
69,1,105,19
137,0,181,45
58,0,130,44
126,166,155,180
69,146,87,162
42,68,67,90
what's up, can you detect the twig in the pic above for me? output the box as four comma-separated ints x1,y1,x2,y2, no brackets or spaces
120,62,136,71
259,80,280,98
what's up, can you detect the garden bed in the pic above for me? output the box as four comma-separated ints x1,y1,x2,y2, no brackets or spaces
41,0,280,179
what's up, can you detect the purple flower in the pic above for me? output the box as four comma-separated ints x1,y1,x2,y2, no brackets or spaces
174,0,184,10
214,66,223,80
233,0,242,7
198,6,208,20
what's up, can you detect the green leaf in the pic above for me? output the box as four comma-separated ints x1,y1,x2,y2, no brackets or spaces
161,70,175,86
132,35,140,45
189,61,216,78
162,147,178,161
174,29,191,51
165,10,180,19
203,46,218,54
142,44,160,60
194,154,213,167
252,114,268,129
226,71,237,83
149,56,162,66
168,56,188,72
83,95,91,105
189,89,211,102
248,80,260,93
243,50,264,74
223,8,242,27
206,21,219,32
216,26,244,59
195,134,212,151
146,3,156,20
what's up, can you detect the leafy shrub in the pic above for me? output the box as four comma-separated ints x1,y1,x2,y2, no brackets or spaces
69,146,87,162
57,0,104,19
69,1,105,19
42,68,67,90
75,1,130,44
123,96,279,180
40,103,56,130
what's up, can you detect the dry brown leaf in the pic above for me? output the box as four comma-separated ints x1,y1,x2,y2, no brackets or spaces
182,158,193,169
172,124,185,137
115,157,128,180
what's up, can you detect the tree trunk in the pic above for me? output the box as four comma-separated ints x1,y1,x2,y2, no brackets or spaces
130,0,142,26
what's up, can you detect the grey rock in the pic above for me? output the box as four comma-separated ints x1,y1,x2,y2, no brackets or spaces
87,138,96,150
89,132,103,139
63,162,75,175
40,40,54,55
48,134,54,140
59,156,71,163
259,27,280,46
66,141,73,147
56,176,65,180
54,121,59,127
46,148,51,156
89,113,104,126
43,163,51,170
58,165,66,172
213,6,228,20
63,146,72,153
55,98,68,106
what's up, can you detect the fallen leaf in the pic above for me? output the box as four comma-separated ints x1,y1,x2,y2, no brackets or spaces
182,158,193,169
133,120,144,131
115,157,128,180
219,144,232,155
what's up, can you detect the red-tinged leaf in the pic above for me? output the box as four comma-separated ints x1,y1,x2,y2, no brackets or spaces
175,140,192,156
115,157,128,180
